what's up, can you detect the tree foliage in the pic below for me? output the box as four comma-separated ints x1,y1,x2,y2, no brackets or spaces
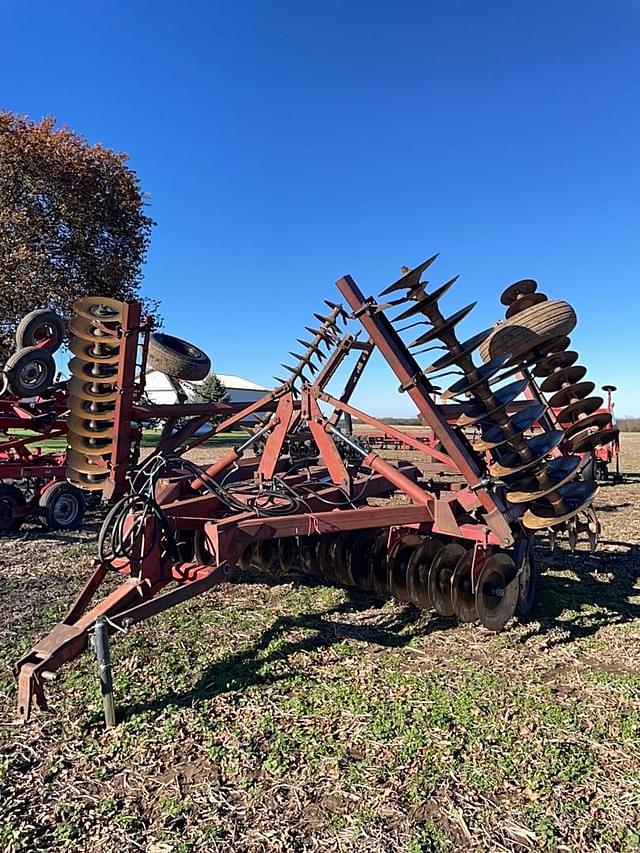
0,111,156,359
195,373,230,427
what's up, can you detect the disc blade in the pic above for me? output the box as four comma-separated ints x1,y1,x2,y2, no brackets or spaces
68,396,117,420
504,292,547,318
523,480,598,530
451,550,477,622
533,350,579,378
556,396,603,423
406,537,441,609
73,296,124,323
67,414,115,438
408,302,476,348
428,543,466,617
422,328,493,375
67,431,114,457
568,426,619,454
68,318,120,345
489,429,565,477
392,277,460,322
548,381,596,409
70,336,120,363
563,411,611,440
67,377,118,402
472,403,546,451
69,357,119,382
379,254,439,295
66,448,109,474
455,379,528,426
500,279,538,306
441,353,511,400
540,365,587,394
387,534,421,602
475,553,518,631
505,455,581,503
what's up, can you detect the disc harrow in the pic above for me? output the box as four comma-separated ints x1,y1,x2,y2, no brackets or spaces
14,254,618,723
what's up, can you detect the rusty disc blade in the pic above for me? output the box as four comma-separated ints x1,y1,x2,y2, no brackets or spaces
73,296,124,323
379,254,439,295
69,396,117,420
500,278,538,306
540,365,587,394
505,455,581,503
70,336,120,364
387,534,422,601
68,317,120,345
568,426,619,454
406,537,441,609
69,357,119,382
455,379,528,426
563,411,612,440
428,543,466,617
408,302,477,348
451,550,477,622
392,277,460,321
367,529,390,596
505,292,548,319
66,415,114,438
489,429,565,477
556,395,603,423
441,353,511,400
475,554,518,631
422,328,493,375
523,480,598,530
66,448,109,474
67,377,118,403
67,431,114,457
548,380,595,409
533,350,579,377
472,403,546,451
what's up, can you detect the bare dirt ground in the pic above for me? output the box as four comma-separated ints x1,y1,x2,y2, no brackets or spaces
0,437,638,852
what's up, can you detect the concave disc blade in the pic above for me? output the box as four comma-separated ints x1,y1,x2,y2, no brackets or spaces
66,415,115,438
69,357,119,382
556,396,603,423
348,531,377,590
68,431,114,457
563,411,611,440
505,455,581,503
316,535,340,584
379,254,439,295
441,353,511,400
69,337,120,363
392,277,459,321
568,427,619,454
523,480,598,530
366,529,390,596
472,403,546,451
505,292,547,319
69,396,117,420
67,377,118,402
422,328,493,375
428,543,466,617
475,553,518,631
451,550,477,622
548,381,595,409
67,471,107,491
387,534,422,601
502,334,571,370
540,365,587,394
409,302,476,348
489,429,565,478
332,533,357,586
69,317,120,345
500,278,538,306
66,448,109,474
455,379,528,427
73,296,124,322
406,537,441,609
533,350,579,378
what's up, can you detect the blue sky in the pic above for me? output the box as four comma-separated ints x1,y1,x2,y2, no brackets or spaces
1,0,638,415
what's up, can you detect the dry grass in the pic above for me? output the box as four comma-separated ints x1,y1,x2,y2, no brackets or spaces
0,437,639,852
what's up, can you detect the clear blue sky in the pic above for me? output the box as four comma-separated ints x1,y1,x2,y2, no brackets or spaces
1,0,638,415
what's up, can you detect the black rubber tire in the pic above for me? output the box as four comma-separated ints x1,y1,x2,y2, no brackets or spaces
147,332,211,380
479,300,577,364
0,483,26,534
15,309,65,353
4,347,56,397
39,482,86,530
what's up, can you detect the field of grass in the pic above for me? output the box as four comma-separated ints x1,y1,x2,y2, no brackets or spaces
4,428,247,455
0,436,639,851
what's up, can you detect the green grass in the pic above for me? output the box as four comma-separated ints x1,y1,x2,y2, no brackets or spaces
3,427,247,454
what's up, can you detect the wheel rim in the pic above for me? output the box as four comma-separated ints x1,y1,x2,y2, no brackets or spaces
53,493,79,526
19,360,46,391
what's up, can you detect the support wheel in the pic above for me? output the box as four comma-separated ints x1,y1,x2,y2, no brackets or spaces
0,484,26,534
4,347,56,397
39,483,86,530
15,309,65,353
